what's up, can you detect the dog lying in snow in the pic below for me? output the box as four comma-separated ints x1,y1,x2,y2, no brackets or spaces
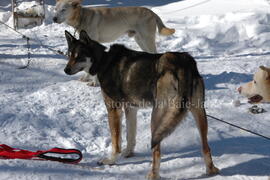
238,66,270,103
63,30,219,179
53,0,175,85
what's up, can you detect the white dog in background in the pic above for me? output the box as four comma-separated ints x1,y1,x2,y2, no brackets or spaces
238,66,270,103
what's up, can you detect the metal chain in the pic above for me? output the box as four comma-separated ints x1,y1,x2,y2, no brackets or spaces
0,20,66,69
18,36,31,69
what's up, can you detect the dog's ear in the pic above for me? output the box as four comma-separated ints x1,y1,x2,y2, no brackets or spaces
79,30,92,44
79,30,106,75
65,30,76,48
260,66,270,80
70,0,82,8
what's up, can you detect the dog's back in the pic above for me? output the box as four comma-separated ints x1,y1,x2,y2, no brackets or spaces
97,44,161,103
98,44,203,110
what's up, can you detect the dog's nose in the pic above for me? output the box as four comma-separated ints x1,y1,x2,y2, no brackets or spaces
237,87,242,94
64,67,71,75
53,17,58,23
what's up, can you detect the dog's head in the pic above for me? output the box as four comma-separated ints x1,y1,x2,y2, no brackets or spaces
238,66,270,103
64,30,106,75
53,0,82,24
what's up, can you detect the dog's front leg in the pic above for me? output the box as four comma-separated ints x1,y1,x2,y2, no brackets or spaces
98,93,123,165
122,107,137,158
98,107,122,165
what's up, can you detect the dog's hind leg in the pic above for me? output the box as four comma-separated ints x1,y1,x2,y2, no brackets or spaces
143,34,157,53
149,106,187,180
134,32,157,53
135,20,157,53
122,107,137,158
134,35,148,52
147,143,161,180
190,107,219,175
190,79,219,175
148,72,188,179
98,92,123,165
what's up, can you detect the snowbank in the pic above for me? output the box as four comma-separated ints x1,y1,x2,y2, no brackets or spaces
159,12,270,57
1,0,270,57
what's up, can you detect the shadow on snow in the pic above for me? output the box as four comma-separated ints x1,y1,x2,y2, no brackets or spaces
203,72,252,90
117,136,270,177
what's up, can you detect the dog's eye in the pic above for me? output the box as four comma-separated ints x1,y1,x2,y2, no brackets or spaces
61,8,66,12
254,80,256,84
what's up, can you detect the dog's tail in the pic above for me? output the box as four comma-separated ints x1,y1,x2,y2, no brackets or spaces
150,69,190,148
153,12,175,36
151,53,201,148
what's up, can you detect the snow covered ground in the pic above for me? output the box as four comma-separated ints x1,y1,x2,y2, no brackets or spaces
0,0,270,179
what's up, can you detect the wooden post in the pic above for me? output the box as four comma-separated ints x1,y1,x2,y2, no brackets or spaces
11,0,17,29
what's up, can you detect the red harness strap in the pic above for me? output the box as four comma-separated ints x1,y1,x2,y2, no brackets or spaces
0,144,82,164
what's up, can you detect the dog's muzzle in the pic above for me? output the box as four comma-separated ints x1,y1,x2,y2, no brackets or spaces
64,67,72,75
248,94,263,104
53,17,58,23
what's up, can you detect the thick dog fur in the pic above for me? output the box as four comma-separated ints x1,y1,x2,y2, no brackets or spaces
64,30,219,179
238,66,270,103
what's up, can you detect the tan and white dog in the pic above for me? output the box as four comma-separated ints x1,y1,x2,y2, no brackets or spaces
238,66,270,103
53,0,175,84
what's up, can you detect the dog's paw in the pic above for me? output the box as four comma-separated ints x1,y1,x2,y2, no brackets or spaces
79,76,90,82
97,157,116,166
87,82,99,87
121,148,134,158
207,166,219,176
147,172,160,180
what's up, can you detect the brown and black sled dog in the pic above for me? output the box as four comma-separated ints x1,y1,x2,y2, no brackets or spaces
64,30,219,179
